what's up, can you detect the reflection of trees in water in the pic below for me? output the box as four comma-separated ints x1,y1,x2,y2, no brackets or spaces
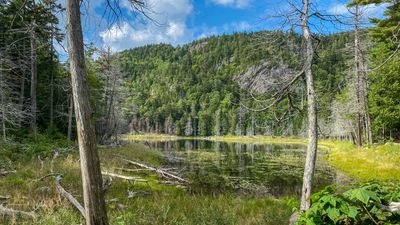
137,140,336,196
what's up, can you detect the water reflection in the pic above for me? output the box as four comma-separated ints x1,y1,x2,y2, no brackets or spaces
136,140,337,197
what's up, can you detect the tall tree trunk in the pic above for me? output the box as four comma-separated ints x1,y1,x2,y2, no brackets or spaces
30,27,37,137
215,110,220,136
1,58,5,140
355,4,373,145
19,71,25,122
354,4,363,147
365,110,372,144
65,0,108,224
19,43,26,126
300,0,318,211
50,38,54,128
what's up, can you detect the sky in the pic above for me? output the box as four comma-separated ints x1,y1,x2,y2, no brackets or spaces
55,0,389,59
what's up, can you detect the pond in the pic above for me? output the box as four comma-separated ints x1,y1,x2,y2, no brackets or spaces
132,139,341,197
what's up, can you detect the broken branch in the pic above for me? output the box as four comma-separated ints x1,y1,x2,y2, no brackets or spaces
101,171,148,183
0,205,36,219
113,154,189,184
55,175,86,218
0,170,16,176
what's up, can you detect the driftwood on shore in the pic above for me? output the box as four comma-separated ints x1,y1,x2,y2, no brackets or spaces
113,154,189,184
0,205,36,219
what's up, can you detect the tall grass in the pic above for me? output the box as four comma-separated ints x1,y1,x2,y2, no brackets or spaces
0,143,293,225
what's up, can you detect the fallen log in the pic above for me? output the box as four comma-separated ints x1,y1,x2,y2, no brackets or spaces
0,170,16,176
158,180,181,186
101,171,148,183
54,175,86,218
127,190,151,198
0,205,36,219
116,168,153,173
380,202,400,213
0,195,9,201
113,154,189,184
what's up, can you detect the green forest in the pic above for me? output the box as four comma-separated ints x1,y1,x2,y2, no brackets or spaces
0,0,399,224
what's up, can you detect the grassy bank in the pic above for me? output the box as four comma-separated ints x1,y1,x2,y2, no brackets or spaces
0,143,292,225
326,141,400,181
126,134,400,181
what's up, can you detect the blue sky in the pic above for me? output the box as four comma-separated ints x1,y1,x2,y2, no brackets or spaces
55,0,388,58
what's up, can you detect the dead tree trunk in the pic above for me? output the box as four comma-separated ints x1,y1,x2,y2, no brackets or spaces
30,25,37,137
50,37,54,128
0,57,5,139
300,0,318,211
354,4,363,147
66,0,108,224
353,4,372,145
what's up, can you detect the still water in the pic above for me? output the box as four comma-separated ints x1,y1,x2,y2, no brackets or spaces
134,140,340,197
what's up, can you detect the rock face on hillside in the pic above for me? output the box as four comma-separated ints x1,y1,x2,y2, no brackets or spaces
234,60,299,94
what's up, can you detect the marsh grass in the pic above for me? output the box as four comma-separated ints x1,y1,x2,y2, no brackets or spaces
0,143,293,225
326,141,400,181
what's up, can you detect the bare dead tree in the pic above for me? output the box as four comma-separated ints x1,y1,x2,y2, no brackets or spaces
348,4,373,146
30,22,38,137
94,47,127,145
66,0,109,224
237,0,343,213
64,0,156,224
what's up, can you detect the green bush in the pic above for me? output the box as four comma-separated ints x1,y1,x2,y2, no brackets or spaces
297,183,400,224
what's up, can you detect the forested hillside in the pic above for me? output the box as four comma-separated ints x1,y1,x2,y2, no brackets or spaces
120,31,355,138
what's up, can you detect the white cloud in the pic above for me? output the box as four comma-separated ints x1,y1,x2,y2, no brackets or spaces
327,2,389,18
100,0,193,51
210,0,251,8
327,3,349,15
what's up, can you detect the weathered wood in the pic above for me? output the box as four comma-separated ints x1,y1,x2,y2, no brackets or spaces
55,175,86,218
101,172,147,182
158,180,181,186
289,211,299,225
116,168,153,173
113,154,189,184
0,170,16,176
0,205,36,219
127,190,151,198
300,0,318,212
380,202,400,212
38,173,62,181
66,0,108,223
0,195,9,200
30,24,37,137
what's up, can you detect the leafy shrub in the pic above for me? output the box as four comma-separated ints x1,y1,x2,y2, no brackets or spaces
297,183,400,224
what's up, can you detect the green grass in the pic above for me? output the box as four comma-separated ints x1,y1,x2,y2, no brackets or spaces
326,141,400,181
0,142,293,225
